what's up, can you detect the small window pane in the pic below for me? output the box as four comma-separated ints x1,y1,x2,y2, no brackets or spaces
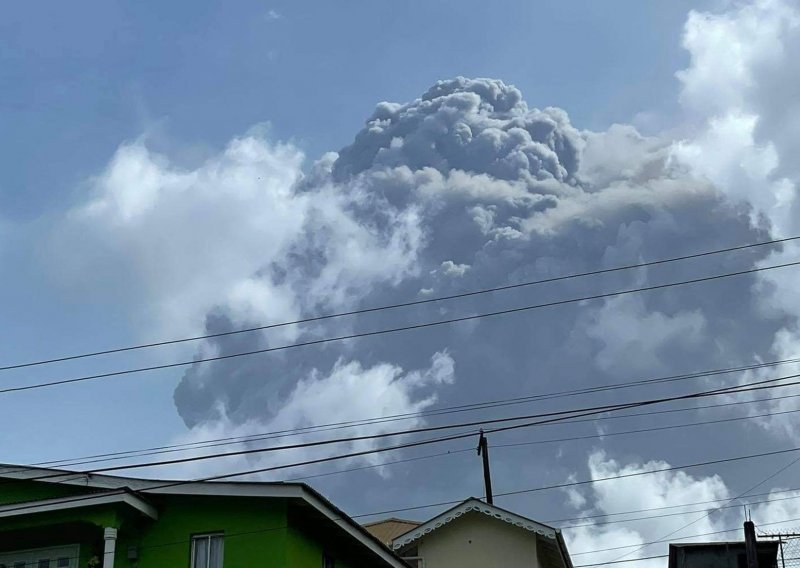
193,537,209,568
192,534,223,568
39,561,50,568
57,559,70,568
209,537,223,568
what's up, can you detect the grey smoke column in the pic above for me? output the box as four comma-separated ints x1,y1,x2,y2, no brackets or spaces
173,78,780,503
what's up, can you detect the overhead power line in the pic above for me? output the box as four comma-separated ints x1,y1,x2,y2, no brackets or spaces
563,491,800,530
2,390,702,485
550,486,800,525
3,373,797,495
10,384,800,486
286,403,800,483
10,372,798,485
605,447,800,563
4,372,798,507
5,439,800,522
4,259,800,397
573,454,800,556
3,234,796,373
344,446,800,520
572,513,800,561
574,555,668,567
31,355,800,471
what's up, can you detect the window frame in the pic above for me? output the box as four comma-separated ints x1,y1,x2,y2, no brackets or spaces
190,533,225,568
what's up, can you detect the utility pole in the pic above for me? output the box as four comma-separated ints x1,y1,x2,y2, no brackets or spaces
476,430,493,505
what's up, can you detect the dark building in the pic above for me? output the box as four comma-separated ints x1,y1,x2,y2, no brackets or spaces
668,541,780,568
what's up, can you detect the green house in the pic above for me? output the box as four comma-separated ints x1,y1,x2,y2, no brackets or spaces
0,464,407,568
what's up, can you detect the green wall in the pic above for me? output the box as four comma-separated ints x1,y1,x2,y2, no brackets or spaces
0,482,114,568
287,524,355,568
0,491,290,568
117,496,289,568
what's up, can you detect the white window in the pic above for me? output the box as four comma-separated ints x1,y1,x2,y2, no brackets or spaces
191,534,224,568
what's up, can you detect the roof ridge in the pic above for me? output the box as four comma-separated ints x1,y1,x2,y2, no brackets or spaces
362,517,422,527
392,497,559,550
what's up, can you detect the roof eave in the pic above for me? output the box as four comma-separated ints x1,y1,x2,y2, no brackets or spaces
392,497,559,551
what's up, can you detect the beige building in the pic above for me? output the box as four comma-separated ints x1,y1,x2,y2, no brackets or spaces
363,518,422,547
364,498,573,568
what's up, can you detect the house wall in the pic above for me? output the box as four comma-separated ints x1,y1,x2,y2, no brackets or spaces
0,492,291,568
0,481,393,568
287,524,356,568
414,511,540,568
116,495,289,568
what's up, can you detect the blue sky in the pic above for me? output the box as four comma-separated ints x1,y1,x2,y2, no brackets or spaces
4,1,800,565
0,0,707,457
2,0,703,218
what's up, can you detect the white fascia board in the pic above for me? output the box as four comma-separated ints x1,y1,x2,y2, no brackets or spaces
0,464,306,498
0,492,158,520
392,498,557,550
298,487,408,568
139,482,303,499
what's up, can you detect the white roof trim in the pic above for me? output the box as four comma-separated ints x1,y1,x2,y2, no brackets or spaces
0,491,158,520
0,463,302,498
392,498,557,550
298,487,408,568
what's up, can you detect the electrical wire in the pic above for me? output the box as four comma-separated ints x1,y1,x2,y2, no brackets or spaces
4,259,800,396
549,486,800,524
286,404,800,482
343,446,800,519
1,393,688,486
11,371,798,485
30,354,800,470
572,513,800,558
4,440,800,521
4,234,796,373
3,375,799,528
564,491,800,530
605,449,800,562
574,554,668,566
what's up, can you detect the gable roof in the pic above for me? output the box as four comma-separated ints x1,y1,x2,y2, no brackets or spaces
392,497,558,549
0,463,407,568
391,497,573,568
363,518,422,546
